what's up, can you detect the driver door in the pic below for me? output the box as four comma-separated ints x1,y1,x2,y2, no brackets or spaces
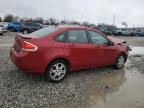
88,30,117,66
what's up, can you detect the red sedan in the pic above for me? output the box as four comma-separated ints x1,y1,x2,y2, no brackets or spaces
10,26,129,82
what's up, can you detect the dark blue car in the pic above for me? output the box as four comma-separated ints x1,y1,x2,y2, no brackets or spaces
136,32,144,36
7,22,43,34
21,22,44,34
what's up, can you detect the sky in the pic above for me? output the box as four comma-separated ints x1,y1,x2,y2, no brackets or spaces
0,0,144,27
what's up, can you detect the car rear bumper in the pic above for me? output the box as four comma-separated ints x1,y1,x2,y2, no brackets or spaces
10,48,44,74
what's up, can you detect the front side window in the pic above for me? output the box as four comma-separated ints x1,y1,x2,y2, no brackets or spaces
89,31,108,44
67,30,88,43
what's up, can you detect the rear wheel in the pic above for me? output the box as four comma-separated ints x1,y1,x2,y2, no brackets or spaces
114,55,125,69
45,60,69,82
117,32,121,36
9,28,16,32
130,33,134,36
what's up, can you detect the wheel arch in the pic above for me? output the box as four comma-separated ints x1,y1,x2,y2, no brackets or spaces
44,57,71,73
117,52,128,62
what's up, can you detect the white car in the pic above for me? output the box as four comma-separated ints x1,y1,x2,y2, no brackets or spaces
116,28,130,36
0,25,7,35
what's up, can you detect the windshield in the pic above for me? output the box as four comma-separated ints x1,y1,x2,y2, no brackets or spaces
30,27,59,37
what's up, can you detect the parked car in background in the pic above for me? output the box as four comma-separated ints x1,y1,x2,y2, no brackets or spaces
116,28,130,36
100,28,113,36
0,24,7,35
7,21,44,34
98,24,117,36
7,21,22,32
10,25,129,82
133,29,144,36
21,22,44,34
135,31,144,36
0,22,8,28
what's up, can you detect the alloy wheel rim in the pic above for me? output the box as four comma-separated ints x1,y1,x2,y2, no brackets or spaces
50,63,66,80
117,56,125,68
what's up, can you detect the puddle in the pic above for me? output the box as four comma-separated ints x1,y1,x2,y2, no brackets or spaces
49,58,144,108
85,59,144,108
129,46,144,55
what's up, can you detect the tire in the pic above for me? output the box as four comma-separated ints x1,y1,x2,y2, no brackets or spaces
114,54,125,69
9,28,16,32
107,33,111,36
23,29,29,34
117,32,121,36
45,60,69,82
130,33,134,36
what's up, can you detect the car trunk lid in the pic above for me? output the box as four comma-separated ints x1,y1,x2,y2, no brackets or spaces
13,33,38,53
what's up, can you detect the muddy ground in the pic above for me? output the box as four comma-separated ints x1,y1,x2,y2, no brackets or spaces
116,36,144,46
0,33,144,108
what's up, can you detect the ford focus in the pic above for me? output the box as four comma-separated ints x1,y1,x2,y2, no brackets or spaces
10,26,129,82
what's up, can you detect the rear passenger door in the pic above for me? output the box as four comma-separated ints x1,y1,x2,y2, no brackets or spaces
64,29,95,69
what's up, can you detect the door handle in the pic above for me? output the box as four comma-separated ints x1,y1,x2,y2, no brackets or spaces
68,44,76,47
95,45,101,48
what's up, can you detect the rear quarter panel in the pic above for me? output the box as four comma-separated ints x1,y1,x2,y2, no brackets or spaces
32,28,71,72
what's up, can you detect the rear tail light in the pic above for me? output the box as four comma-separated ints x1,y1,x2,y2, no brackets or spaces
21,41,38,52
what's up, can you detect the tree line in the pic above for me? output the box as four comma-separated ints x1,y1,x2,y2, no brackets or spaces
0,14,100,26
0,14,119,31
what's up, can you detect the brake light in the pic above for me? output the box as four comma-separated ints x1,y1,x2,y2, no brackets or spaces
21,41,38,51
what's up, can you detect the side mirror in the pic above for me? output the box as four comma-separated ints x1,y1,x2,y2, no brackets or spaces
108,41,114,46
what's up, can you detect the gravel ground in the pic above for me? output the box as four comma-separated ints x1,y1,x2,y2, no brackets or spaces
1,33,144,108
0,46,126,108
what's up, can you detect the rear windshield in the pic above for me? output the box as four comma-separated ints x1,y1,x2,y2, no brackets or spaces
30,27,59,37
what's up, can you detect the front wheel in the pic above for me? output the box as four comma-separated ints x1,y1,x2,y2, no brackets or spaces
45,60,69,82
114,55,125,69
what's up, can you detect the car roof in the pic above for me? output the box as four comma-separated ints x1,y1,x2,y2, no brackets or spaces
53,25,105,36
57,25,94,30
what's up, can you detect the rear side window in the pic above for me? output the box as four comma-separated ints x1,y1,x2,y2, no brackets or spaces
55,32,65,42
67,30,88,43
30,27,59,37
